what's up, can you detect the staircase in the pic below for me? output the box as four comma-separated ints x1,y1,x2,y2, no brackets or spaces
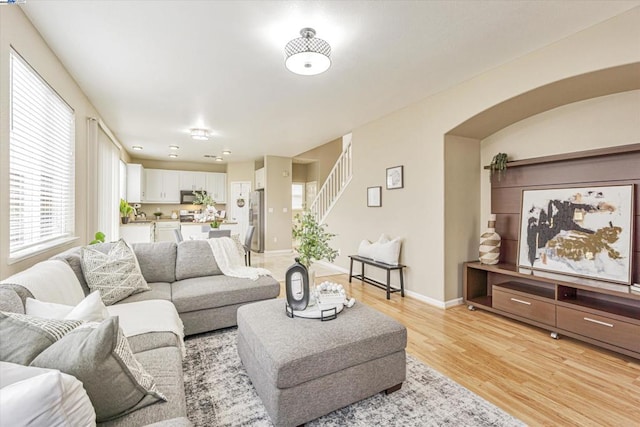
309,140,352,224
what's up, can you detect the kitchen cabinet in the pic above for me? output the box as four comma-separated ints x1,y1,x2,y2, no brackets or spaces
205,172,227,203
155,221,180,242
120,223,154,244
126,164,145,203
179,171,206,192
255,167,265,190
145,169,180,203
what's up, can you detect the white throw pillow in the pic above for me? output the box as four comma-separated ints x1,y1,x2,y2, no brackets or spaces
0,260,85,306
81,239,150,305
356,234,402,265
26,291,108,323
0,361,96,427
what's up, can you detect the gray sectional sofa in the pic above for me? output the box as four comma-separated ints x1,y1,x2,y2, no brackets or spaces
1,240,281,426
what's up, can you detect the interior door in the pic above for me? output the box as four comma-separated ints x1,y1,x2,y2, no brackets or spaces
229,181,251,240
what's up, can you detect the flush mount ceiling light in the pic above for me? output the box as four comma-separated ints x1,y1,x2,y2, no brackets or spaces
190,128,210,141
222,150,231,155
132,145,143,151
285,27,331,76
215,157,223,162
168,153,178,158
169,145,180,150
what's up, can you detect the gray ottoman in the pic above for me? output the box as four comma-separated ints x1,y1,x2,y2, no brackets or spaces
237,299,407,427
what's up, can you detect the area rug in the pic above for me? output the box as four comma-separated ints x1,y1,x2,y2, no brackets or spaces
183,328,524,427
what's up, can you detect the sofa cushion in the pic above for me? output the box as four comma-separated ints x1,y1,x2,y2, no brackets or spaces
131,242,177,283
98,346,187,427
81,239,150,305
126,332,181,355
0,361,96,427
51,246,91,296
0,312,83,365
171,275,280,313
174,240,222,280
31,317,166,423
116,282,172,304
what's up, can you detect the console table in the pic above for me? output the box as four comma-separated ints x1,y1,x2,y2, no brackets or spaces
348,255,405,300
464,262,640,359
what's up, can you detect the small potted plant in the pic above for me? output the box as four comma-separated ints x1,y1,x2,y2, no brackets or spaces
489,152,508,182
120,199,134,224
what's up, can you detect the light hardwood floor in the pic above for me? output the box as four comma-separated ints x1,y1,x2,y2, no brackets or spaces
276,274,640,426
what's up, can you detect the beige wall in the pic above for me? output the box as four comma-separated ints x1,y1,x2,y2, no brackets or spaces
0,7,107,279
227,161,255,188
295,137,343,185
264,156,292,251
325,8,640,306
292,163,307,182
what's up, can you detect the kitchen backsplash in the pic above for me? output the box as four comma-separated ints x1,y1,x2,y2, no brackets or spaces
137,203,226,220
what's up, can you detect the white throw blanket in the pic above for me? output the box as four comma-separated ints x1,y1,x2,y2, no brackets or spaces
207,237,272,280
0,260,85,306
107,300,186,356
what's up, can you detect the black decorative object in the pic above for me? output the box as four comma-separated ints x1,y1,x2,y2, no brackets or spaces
285,258,310,311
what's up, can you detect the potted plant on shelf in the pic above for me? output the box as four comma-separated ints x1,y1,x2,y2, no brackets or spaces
120,199,133,224
292,211,339,290
489,152,508,182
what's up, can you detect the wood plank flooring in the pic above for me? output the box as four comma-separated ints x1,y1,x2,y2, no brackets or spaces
278,275,640,426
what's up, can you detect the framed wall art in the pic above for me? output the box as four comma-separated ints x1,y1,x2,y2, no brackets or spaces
367,186,382,207
517,184,634,284
386,166,404,190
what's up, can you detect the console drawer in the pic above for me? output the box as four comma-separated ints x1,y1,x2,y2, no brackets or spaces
493,287,555,326
556,306,640,353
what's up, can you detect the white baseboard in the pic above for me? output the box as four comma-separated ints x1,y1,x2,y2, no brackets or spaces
314,261,464,309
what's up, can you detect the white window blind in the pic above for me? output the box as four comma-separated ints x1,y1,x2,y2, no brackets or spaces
9,49,75,259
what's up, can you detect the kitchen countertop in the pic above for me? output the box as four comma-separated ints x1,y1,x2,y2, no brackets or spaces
122,219,237,226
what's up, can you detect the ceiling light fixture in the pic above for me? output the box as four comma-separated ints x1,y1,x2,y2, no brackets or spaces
169,145,180,150
190,128,210,141
285,28,331,76
222,150,231,155
132,145,143,151
215,157,223,162
168,153,178,158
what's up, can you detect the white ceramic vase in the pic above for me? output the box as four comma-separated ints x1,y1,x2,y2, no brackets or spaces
479,214,501,265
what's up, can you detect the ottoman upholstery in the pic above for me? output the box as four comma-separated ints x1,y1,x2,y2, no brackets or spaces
237,299,407,427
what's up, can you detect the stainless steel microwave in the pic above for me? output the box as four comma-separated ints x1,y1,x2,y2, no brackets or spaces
180,190,205,204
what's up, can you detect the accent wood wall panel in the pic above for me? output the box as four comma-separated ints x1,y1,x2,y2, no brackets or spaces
490,149,640,284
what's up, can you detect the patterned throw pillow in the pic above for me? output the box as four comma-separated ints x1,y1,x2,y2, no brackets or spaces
31,317,166,422
0,312,83,365
81,239,149,305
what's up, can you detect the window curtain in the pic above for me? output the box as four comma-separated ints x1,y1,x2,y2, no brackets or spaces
90,118,120,241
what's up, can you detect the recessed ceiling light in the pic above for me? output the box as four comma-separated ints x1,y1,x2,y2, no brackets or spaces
190,128,209,141
168,153,178,158
215,157,223,162
222,150,231,155
169,145,180,150
132,145,143,151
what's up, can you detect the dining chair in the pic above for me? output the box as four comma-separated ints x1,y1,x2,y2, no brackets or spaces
208,229,231,239
243,225,255,266
173,228,184,243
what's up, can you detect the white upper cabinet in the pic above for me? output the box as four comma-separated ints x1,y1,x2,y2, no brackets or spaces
126,163,145,203
255,167,265,190
145,169,180,203
205,172,227,204
179,171,206,192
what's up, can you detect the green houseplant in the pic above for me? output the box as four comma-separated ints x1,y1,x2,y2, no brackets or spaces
120,199,134,224
89,231,106,245
292,211,338,269
489,152,508,182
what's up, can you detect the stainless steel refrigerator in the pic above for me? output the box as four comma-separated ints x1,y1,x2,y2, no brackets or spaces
249,190,264,252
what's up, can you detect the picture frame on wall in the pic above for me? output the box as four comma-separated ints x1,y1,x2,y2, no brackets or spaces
517,184,634,284
367,186,382,207
386,165,404,190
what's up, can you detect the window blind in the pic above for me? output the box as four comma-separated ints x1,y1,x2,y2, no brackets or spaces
9,49,75,258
